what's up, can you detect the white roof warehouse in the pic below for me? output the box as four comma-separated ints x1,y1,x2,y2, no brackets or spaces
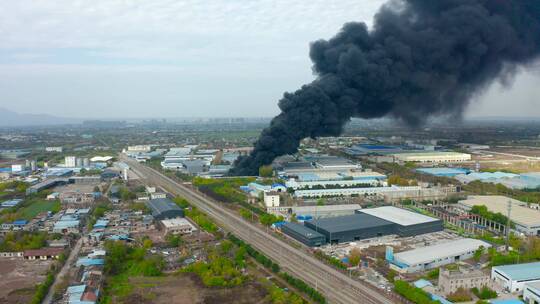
388,238,491,273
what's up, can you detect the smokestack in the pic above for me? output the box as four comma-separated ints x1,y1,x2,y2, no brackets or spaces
231,0,540,176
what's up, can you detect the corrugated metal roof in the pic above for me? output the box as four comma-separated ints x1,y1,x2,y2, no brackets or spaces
394,238,490,266
145,198,182,216
493,262,540,281
306,213,394,233
359,206,439,226
282,222,325,239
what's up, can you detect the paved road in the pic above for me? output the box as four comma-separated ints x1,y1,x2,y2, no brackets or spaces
123,156,397,304
43,237,83,304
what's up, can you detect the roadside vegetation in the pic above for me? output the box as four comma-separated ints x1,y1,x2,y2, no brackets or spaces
100,241,164,303
0,231,56,251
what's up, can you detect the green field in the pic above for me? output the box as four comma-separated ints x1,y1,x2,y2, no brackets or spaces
19,200,61,220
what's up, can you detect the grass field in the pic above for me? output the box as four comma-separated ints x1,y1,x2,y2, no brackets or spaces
19,200,61,220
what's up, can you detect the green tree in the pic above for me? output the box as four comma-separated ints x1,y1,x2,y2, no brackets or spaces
259,165,273,177
349,248,361,266
473,246,484,262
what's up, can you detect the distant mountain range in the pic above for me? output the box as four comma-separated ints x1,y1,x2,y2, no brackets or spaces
0,108,82,127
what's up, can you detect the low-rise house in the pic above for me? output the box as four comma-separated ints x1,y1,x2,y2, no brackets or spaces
263,191,280,207
160,218,197,235
23,247,64,260
0,251,23,258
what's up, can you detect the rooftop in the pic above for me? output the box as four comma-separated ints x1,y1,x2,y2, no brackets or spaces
526,281,540,292
306,213,394,233
24,247,64,257
161,217,195,228
493,261,540,281
146,198,182,216
394,238,491,266
282,222,325,239
292,204,362,214
460,195,540,227
394,151,470,157
358,206,439,226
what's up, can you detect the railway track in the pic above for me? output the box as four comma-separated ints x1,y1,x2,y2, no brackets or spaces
124,156,396,304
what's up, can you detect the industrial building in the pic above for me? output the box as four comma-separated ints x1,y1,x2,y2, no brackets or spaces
524,282,540,304
267,204,362,219
357,206,443,237
294,185,425,198
392,152,471,163
416,167,471,177
280,222,326,247
160,218,197,235
491,262,540,292
305,213,395,244
458,195,540,236
303,206,443,244
146,198,184,220
388,238,491,273
285,172,386,189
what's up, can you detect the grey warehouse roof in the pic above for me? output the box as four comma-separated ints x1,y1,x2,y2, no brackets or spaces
306,213,394,234
493,261,540,281
146,198,182,216
282,222,325,239
394,238,490,266
359,206,439,226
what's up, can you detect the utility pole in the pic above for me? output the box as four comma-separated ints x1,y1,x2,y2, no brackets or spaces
505,199,512,252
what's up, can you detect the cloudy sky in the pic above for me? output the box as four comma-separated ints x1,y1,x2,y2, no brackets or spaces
0,0,539,119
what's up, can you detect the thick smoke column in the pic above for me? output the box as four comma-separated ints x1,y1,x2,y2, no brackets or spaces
231,0,540,176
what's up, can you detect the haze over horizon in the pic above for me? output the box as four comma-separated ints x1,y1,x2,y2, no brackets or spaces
1,0,540,120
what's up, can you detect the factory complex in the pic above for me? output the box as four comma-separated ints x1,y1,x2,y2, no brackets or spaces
281,206,443,245
458,195,540,236
392,151,472,163
387,238,491,273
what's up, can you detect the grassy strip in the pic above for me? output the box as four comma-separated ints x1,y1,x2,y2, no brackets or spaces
30,252,66,304
393,280,440,304
229,234,326,304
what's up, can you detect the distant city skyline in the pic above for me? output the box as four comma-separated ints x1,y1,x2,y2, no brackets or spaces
1,0,540,119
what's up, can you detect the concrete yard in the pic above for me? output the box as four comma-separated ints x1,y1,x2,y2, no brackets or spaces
0,258,52,304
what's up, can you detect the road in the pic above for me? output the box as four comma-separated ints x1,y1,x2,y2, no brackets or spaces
43,237,83,304
122,156,396,304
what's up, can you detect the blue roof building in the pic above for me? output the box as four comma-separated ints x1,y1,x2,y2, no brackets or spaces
76,258,105,267
1,199,23,208
416,167,470,177
491,262,540,292
12,220,28,226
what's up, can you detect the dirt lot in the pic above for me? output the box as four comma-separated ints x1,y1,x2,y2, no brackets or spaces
0,258,52,304
116,273,269,304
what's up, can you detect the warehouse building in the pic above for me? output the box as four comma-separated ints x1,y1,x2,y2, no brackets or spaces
357,206,444,237
303,206,443,244
491,262,540,293
415,167,471,177
294,185,423,198
388,238,491,273
524,282,540,304
305,213,395,244
392,151,471,163
459,195,540,236
281,222,326,247
146,198,184,221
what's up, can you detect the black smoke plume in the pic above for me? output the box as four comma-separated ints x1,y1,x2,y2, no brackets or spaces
230,0,540,176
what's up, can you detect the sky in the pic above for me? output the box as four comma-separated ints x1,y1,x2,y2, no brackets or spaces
0,0,539,119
